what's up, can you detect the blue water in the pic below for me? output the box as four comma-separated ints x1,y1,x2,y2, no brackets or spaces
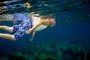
0,0,90,60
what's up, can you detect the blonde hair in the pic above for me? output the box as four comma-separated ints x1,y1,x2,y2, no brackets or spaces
40,14,57,25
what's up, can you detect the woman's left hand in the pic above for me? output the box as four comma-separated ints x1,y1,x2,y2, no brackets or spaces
30,38,33,41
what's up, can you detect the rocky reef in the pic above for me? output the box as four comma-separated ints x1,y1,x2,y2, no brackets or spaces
0,41,90,60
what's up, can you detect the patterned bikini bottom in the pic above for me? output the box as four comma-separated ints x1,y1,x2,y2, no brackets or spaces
13,19,33,40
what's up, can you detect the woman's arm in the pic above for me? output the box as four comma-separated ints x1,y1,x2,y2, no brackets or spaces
30,32,36,41
13,20,18,24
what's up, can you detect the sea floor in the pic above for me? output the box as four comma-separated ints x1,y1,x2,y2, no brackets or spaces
0,40,90,60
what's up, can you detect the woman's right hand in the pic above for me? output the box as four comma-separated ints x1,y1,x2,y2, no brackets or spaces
25,30,30,34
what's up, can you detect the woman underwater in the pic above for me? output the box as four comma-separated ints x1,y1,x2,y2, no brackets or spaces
0,14,57,41
0,0,57,41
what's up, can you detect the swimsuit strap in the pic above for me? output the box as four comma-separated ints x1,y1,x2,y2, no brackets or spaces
29,16,33,28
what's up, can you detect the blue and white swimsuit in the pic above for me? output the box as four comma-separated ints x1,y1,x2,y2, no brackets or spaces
13,17,33,40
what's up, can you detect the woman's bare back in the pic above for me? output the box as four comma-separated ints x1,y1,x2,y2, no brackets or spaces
32,17,48,32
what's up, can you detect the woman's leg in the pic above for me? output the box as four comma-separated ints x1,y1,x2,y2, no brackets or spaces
0,33,16,41
0,26,13,33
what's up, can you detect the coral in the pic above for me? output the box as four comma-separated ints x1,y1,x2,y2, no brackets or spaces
0,42,90,60
0,57,9,60
39,53,55,60
8,52,31,60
